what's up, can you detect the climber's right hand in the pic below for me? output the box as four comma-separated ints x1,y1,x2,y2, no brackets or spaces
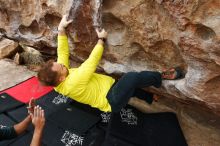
58,14,73,31
96,28,108,40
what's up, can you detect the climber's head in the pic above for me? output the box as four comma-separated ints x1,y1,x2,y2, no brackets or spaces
37,60,68,86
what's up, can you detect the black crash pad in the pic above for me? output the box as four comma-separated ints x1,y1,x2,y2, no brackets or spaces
106,106,188,146
41,120,66,146
103,134,136,146
107,106,144,145
36,90,101,135
82,126,106,146
0,114,16,126
142,112,188,146
48,104,100,135
35,90,70,117
7,105,28,123
7,105,34,132
0,93,23,113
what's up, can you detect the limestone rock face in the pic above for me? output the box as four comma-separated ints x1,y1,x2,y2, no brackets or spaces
0,0,219,115
0,0,220,146
101,0,220,116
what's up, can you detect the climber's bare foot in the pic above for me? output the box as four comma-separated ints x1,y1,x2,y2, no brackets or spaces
161,67,183,80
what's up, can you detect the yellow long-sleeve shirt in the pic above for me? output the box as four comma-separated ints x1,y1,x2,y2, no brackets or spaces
54,35,115,112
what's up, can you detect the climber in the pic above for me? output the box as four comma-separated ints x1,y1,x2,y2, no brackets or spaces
0,99,45,146
37,15,183,113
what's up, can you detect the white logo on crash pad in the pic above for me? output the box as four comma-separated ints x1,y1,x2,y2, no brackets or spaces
61,130,84,146
120,108,138,125
52,94,68,105
0,125,7,129
101,112,111,123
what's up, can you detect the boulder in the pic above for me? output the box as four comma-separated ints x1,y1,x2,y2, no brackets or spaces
0,38,18,59
0,0,220,145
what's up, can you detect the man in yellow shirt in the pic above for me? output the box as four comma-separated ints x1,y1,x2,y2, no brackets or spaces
38,15,182,113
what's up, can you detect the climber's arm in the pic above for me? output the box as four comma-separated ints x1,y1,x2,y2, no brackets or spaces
57,15,73,69
69,29,107,85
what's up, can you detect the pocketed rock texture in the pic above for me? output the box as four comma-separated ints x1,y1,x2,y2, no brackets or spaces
0,0,220,145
